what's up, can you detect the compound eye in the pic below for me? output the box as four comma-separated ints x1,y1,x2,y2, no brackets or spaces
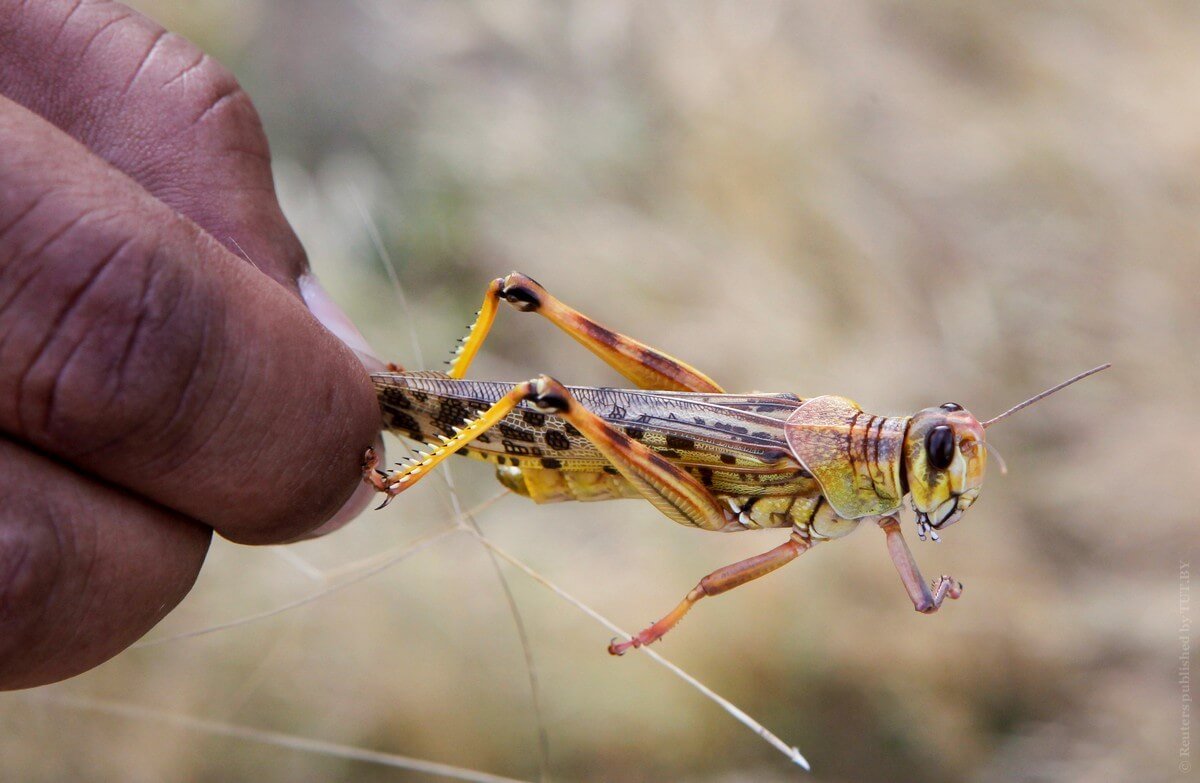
926,425,955,470
940,402,963,412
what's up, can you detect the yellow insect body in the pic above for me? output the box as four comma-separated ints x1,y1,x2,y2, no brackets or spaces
364,272,1108,654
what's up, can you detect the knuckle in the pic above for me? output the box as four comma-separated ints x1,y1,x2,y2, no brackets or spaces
2,217,206,457
156,44,260,146
89,13,265,158
180,56,252,130
98,12,253,133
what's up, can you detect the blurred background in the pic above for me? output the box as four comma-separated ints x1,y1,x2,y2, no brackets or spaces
3,1,1197,781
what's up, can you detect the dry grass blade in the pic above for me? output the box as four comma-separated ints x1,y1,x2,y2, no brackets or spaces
131,526,459,649
361,198,552,783
358,204,810,771
26,692,531,783
466,530,812,771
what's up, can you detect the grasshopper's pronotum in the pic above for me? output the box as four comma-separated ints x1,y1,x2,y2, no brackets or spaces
362,273,1108,655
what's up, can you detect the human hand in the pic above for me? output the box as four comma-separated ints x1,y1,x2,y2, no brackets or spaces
0,0,383,688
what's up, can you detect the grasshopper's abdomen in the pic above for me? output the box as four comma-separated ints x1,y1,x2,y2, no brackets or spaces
495,465,643,503
373,371,820,510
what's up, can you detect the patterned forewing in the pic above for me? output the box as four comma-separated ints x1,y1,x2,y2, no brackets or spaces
373,372,811,495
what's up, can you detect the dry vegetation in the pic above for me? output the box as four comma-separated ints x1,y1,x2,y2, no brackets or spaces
2,2,1196,781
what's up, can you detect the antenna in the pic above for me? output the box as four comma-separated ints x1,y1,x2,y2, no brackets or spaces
981,363,1110,428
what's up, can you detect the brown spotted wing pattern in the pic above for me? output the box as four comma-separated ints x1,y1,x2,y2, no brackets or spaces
373,371,816,499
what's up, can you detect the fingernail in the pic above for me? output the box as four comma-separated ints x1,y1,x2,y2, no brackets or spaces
298,274,387,539
299,273,386,372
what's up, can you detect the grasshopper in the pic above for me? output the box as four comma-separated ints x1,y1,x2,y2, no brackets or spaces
362,273,1108,655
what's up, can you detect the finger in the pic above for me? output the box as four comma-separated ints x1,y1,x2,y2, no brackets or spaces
0,0,305,291
0,0,388,530
0,438,210,689
0,0,387,382
0,95,380,544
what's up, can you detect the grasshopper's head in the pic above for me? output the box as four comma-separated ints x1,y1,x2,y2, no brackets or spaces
903,363,1110,541
903,404,986,538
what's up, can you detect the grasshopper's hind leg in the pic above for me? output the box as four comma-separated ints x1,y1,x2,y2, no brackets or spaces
364,374,807,651
448,273,724,393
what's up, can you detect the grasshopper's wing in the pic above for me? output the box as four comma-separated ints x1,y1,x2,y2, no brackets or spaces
783,395,903,519
375,373,801,476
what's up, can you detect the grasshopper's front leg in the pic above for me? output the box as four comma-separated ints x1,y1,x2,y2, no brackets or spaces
878,516,963,613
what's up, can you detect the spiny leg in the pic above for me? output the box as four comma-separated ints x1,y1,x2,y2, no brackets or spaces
609,529,810,655
446,277,504,379
447,272,724,393
363,379,542,505
878,516,963,613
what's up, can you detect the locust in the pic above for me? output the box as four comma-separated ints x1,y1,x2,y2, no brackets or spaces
362,272,1108,655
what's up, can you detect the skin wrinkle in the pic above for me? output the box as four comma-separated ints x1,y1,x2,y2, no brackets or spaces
0,190,47,245
151,327,242,489
0,240,45,335
185,344,280,506
110,246,156,401
6,216,127,440
94,294,215,475
76,8,131,59
148,271,221,470
119,27,168,96
6,203,93,276
39,235,138,437
70,243,193,464
161,49,207,89
46,0,85,50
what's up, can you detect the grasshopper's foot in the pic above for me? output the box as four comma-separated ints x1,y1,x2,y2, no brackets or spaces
609,620,674,655
917,575,964,614
937,575,964,602
607,585,687,655
608,635,645,656
362,447,401,509
607,612,683,655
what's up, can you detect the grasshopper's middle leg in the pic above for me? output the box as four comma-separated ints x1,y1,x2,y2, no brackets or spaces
447,273,724,393
608,530,810,655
